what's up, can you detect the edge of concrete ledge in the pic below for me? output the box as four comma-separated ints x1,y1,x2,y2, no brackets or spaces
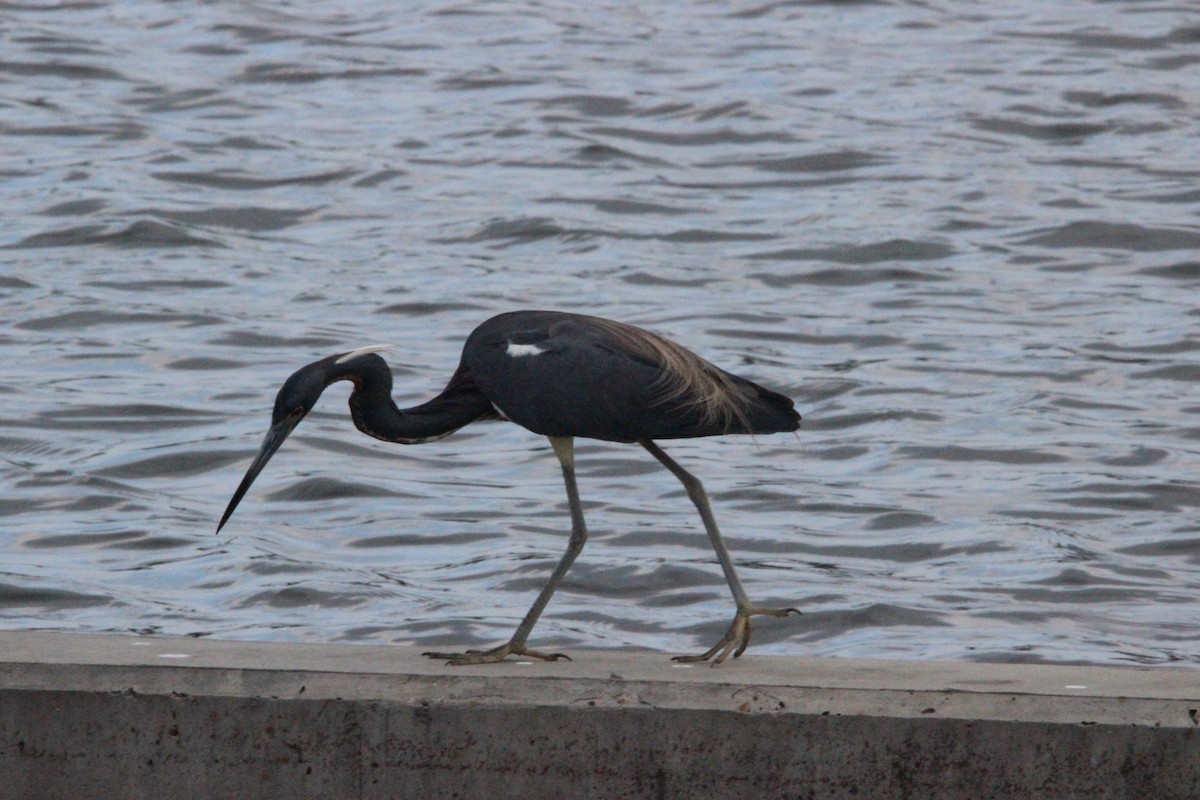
2,631,1198,799
2,630,1196,725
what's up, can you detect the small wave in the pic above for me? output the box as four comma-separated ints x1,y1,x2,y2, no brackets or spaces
0,582,113,610
151,168,356,190
15,310,222,331
752,267,948,287
747,149,888,173
747,238,955,264
6,220,222,249
1017,221,1200,251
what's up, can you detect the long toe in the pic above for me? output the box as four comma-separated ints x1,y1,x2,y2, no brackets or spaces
423,643,569,666
671,642,728,664
755,606,801,617
422,649,475,661
514,647,571,662
672,614,748,665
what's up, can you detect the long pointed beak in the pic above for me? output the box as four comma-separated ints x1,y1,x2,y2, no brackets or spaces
216,415,301,534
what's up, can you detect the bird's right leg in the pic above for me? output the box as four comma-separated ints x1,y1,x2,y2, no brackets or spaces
640,440,799,665
424,436,585,665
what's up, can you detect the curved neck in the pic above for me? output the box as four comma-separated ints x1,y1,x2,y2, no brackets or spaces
331,355,491,444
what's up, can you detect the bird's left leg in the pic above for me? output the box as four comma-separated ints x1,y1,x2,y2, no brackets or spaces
424,436,585,665
640,440,799,665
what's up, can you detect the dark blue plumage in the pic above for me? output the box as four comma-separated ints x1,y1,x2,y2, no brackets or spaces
463,311,800,441
218,310,802,665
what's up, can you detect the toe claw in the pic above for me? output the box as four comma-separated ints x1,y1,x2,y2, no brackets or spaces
732,628,752,660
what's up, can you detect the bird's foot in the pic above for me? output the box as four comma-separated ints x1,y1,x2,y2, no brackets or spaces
673,605,800,666
422,642,570,666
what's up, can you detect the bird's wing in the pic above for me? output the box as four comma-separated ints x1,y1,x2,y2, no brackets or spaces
463,309,801,441
463,316,738,442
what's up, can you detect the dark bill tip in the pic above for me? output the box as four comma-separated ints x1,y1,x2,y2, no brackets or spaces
216,417,299,534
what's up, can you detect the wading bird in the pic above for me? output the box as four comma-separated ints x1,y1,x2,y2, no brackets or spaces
217,310,801,665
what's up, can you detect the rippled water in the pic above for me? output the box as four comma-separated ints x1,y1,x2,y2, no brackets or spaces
2,1,1199,667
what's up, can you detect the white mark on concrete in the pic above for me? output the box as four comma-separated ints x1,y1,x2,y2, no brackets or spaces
506,343,547,357
157,653,191,659
671,663,695,669
130,641,150,647
1064,684,1088,690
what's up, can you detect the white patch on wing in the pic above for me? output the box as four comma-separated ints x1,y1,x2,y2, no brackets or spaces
335,344,393,364
491,402,509,420
506,342,547,357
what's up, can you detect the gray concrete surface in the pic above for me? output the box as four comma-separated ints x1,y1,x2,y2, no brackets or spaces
0,631,1196,799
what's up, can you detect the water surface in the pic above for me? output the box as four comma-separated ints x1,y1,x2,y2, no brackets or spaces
2,1,1199,666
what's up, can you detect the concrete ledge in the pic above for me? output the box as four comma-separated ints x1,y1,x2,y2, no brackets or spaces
1,632,1197,799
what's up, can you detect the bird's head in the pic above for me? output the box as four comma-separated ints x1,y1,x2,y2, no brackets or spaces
216,346,391,534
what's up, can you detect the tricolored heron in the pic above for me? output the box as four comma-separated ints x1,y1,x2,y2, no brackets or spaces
218,310,801,665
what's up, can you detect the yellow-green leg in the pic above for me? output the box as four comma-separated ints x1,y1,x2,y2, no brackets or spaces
424,436,584,665
640,440,799,665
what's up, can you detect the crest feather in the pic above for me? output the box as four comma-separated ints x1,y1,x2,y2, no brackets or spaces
335,344,393,364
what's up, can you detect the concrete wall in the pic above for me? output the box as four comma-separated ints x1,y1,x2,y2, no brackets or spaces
1,632,1197,799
